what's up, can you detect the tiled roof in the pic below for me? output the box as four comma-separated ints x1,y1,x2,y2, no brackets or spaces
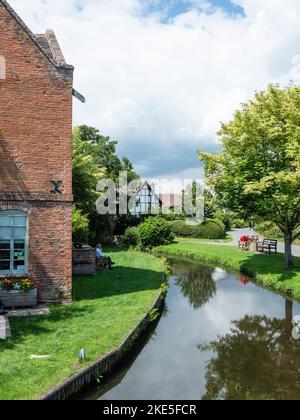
159,193,182,207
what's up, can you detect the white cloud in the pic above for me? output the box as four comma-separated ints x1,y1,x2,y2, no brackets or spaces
7,0,300,179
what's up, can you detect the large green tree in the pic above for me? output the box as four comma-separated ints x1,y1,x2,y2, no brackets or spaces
72,125,139,244
200,84,300,268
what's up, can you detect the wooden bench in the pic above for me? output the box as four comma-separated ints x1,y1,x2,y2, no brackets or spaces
257,239,278,255
96,256,110,271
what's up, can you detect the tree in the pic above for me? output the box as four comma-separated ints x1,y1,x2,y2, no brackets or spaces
174,261,216,309
73,125,138,182
200,84,300,268
72,206,90,248
199,312,299,400
72,125,139,244
72,134,104,215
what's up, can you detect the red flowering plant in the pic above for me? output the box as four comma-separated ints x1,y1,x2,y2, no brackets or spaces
240,235,250,243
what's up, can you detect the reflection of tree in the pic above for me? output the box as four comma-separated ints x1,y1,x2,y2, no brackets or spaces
199,311,300,400
174,261,216,309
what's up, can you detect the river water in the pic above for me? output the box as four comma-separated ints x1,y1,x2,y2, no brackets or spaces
83,259,300,400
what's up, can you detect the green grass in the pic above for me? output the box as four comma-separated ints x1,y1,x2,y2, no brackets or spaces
175,234,233,244
0,249,164,400
156,242,300,302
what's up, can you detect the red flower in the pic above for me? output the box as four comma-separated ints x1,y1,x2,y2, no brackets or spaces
240,235,250,242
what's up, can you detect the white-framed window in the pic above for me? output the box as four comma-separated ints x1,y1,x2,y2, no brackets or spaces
0,210,28,276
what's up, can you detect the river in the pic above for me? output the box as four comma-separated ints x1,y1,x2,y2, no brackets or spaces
82,258,300,400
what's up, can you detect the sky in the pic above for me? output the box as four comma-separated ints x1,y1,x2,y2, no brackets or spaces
7,0,300,185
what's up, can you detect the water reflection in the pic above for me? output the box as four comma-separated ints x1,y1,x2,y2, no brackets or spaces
200,308,300,400
174,261,216,309
238,277,250,286
81,260,300,401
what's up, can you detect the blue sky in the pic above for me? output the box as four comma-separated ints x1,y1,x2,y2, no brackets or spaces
210,0,243,13
8,0,300,185
143,0,244,20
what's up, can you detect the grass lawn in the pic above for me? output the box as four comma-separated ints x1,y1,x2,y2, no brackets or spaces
0,249,164,400
175,234,233,244
156,242,300,302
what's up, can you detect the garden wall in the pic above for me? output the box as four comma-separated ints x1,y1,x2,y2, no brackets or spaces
72,247,96,276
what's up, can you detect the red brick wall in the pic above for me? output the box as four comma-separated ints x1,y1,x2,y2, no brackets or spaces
0,4,73,302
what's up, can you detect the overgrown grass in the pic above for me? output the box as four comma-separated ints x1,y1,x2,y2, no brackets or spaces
0,249,164,400
156,242,300,302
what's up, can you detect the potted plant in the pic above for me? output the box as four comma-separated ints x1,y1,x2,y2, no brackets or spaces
0,279,37,308
239,235,250,251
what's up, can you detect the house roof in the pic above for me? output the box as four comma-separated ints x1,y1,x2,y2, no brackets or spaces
0,0,73,70
130,181,163,205
159,193,182,208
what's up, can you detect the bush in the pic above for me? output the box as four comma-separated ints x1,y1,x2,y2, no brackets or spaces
161,211,185,221
201,220,226,239
168,219,226,240
114,215,141,235
231,218,249,229
122,227,139,247
137,217,174,249
214,211,232,231
72,206,90,248
167,221,194,237
255,221,283,239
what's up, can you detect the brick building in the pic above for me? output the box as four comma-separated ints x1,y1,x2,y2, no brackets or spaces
0,0,78,303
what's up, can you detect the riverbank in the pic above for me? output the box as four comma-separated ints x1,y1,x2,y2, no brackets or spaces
156,242,300,302
174,234,233,244
0,250,164,400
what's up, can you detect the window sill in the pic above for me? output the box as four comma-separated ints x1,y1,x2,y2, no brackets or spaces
0,274,28,278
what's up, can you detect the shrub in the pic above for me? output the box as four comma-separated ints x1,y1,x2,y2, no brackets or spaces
167,221,194,237
161,211,185,221
122,227,138,247
214,211,232,231
200,220,226,239
231,218,249,229
72,206,90,248
137,217,174,249
168,219,225,240
207,218,225,230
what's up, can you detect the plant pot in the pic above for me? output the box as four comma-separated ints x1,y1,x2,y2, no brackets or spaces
0,289,37,309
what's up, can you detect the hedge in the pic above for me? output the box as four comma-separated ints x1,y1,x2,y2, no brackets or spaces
168,219,226,240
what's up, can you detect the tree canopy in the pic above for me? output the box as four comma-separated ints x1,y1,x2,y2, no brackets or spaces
72,125,139,245
200,84,300,267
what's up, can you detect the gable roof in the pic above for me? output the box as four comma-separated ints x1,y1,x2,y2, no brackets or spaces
0,0,73,70
130,181,163,205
